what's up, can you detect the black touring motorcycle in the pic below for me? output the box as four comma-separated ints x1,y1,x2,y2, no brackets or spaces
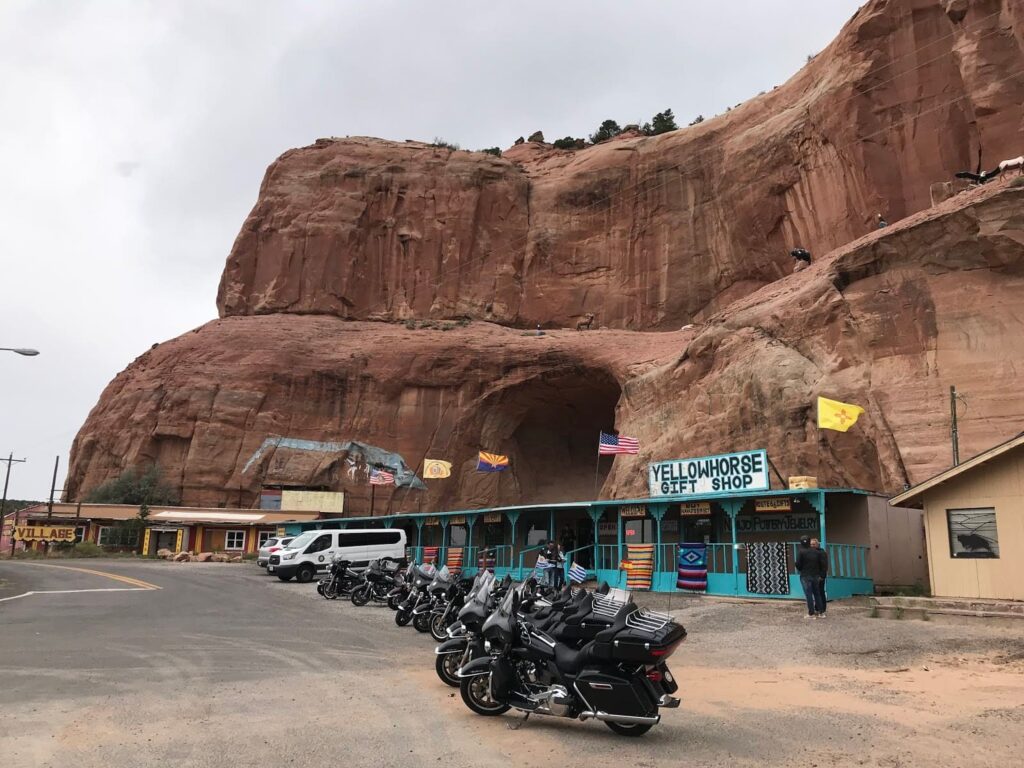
350,557,403,606
457,584,685,737
316,558,360,600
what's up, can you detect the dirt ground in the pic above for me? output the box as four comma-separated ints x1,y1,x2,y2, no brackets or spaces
1,561,1022,768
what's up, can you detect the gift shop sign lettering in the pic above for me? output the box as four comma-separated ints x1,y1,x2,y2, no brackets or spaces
649,450,769,496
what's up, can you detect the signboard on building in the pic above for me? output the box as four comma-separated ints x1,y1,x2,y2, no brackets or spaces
280,490,344,514
620,505,646,518
13,525,78,543
680,502,712,516
754,498,791,512
649,449,770,496
449,516,466,525
483,513,502,523
735,514,818,534
424,517,440,526
598,522,617,536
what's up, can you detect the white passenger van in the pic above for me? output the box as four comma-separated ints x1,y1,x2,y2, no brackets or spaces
268,528,406,583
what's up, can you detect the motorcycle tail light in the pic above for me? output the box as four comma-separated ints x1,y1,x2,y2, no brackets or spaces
646,669,663,682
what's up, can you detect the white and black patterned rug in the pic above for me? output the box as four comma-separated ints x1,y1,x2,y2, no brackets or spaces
746,541,790,595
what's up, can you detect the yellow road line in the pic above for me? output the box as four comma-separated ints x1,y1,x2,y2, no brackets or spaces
12,562,162,590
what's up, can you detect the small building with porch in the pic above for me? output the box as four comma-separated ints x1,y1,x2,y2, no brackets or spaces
2,503,322,556
890,432,1024,601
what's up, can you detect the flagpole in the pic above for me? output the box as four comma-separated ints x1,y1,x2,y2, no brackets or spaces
370,484,376,517
593,432,603,499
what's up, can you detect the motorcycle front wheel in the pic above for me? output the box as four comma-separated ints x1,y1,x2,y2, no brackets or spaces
387,594,402,611
351,585,370,606
395,609,411,627
459,675,510,716
413,611,432,633
429,613,449,642
435,653,461,688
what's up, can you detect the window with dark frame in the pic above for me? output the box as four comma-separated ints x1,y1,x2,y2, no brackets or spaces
947,508,999,558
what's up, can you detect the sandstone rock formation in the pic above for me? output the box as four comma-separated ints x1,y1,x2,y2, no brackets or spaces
217,0,1024,331
67,0,1024,513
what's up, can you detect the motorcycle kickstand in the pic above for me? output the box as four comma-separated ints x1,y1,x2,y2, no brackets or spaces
507,712,530,731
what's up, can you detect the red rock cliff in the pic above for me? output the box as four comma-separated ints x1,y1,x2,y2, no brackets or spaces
217,0,1024,330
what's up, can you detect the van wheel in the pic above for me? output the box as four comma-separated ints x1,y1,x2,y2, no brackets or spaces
296,564,315,583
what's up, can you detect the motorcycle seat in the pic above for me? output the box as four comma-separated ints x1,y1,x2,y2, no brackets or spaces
554,641,599,675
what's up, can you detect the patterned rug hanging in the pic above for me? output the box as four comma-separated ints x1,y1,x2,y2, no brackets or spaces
625,544,655,590
745,541,790,595
422,546,440,566
446,547,464,576
477,549,497,572
677,543,708,592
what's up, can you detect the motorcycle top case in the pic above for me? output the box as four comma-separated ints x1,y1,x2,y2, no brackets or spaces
593,621,687,664
574,670,658,718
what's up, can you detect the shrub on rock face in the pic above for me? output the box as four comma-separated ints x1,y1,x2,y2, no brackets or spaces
651,108,677,135
480,147,502,157
527,130,545,143
688,115,705,126
589,119,621,144
514,136,525,145
553,136,583,150
431,137,460,151
84,465,179,507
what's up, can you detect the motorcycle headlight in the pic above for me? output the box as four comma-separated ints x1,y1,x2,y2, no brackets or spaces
484,639,492,653
282,551,297,561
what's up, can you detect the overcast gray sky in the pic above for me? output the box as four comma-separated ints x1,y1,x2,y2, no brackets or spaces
0,0,862,501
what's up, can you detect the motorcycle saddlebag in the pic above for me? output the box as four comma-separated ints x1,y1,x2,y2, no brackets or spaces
575,670,657,718
490,657,517,699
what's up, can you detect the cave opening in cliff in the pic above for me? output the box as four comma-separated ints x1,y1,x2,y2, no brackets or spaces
488,368,622,504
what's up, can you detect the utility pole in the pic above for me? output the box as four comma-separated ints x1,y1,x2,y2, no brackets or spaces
47,455,60,518
2,452,27,555
950,385,960,467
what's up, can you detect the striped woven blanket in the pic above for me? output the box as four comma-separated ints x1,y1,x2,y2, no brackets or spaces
446,547,464,576
677,542,708,592
422,546,439,566
625,544,654,590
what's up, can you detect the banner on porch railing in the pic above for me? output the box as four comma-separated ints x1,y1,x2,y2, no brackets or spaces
649,449,769,496
677,543,708,592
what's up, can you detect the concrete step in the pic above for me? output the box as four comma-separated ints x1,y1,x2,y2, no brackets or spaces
871,605,929,621
870,595,1024,616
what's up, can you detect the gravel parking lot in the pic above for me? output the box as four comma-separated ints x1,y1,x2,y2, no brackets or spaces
1,560,1021,768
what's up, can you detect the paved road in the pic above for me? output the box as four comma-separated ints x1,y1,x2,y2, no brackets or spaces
1,560,1022,768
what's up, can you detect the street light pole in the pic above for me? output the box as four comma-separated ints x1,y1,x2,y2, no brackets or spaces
0,348,40,356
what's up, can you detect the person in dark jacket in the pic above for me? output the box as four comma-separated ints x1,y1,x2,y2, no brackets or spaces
795,537,829,618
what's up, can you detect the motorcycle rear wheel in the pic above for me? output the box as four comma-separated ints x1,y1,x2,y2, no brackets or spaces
603,721,653,737
395,609,411,627
413,612,432,633
435,653,461,688
387,594,401,611
460,675,510,716
351,585,370,606
429,613,449,642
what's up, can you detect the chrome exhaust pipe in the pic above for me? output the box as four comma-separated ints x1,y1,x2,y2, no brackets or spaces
578,711,660,725
657,694,681,708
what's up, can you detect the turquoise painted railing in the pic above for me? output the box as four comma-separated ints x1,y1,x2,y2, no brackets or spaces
594,543,621,572
405,546,423,564
516,545,546,577
480,544,511,570
826,543,869,579
657,543,734,573
564,544,595,577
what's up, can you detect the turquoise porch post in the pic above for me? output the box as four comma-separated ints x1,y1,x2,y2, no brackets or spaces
720,500,742,596
466,514,476,569
440,517,449,563
506,510,521,575
587,507,602,571
415,519,423,549
649,503,667,574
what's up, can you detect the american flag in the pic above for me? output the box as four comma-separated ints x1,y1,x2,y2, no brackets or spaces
369,468,395,486
599,431,639,455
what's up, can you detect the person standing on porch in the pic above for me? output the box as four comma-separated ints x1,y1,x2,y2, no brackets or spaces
796,536,829,618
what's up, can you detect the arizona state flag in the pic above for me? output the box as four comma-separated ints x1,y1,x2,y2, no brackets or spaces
423,459,452,479
817,396,865,432
477,451,509,472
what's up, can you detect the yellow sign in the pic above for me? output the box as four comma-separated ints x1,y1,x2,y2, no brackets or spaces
280,490,344,513
424,516,440,526
680,502,711,516
449,516,466,525
175,529,184,551
483,513,502,523
142,529,152,554
423,459,452,479
276,527,287,536
754,498,791,513
13,525,78,543
620,505,646,518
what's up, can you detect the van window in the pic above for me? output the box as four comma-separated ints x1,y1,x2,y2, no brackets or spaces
304,534,333,554
339,531,402,547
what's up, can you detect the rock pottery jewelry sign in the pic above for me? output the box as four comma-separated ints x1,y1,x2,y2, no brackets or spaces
754,498,791,512
736,514,818,534
13,525,78,542
649,450,769,496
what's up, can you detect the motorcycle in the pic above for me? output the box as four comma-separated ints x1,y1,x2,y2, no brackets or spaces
395,562,436,627
386,563,416,610
350,557,404,606
457,584,685,737
434,570,498,686
412,565,452,633
316,557,360,599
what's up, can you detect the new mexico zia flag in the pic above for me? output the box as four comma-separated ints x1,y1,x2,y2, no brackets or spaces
817,396,865,432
